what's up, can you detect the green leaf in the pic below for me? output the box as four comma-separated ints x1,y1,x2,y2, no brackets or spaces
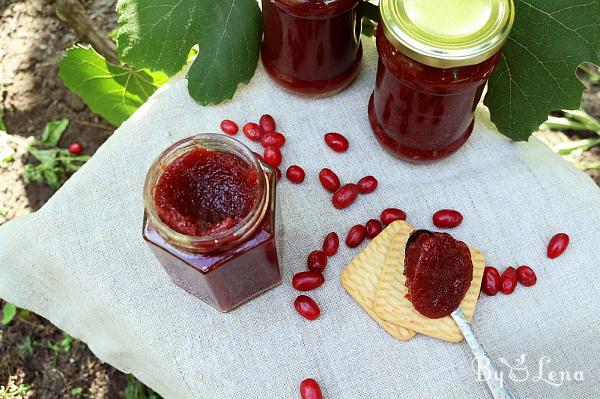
116,0,263,105
41,118,69,146
2,302,17,325
59,45,168,126
485,0,600,141
0,107,6,131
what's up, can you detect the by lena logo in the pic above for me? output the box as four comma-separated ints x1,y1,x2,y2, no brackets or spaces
471,354,585,387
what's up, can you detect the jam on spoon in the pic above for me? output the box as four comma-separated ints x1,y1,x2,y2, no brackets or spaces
404,230,473,319
404,230,515,398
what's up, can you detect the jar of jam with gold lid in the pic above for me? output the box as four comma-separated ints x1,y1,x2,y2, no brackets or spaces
369,0,515,161
143,134,281,312
261,0,363,96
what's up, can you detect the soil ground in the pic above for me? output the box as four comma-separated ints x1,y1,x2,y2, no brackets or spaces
0,1,599,398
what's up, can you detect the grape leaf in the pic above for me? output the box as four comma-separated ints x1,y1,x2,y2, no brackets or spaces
59,46,168,126
116,0,262,105
485,0,600,141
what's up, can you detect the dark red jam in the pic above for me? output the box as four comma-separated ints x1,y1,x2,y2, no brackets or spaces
261,0,363,96
153,148,258,237
369,27,502,161
404,230,473,319
143,137,281,313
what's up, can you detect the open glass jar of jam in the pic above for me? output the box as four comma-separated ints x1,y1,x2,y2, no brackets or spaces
143,134,281,312
369,0,515,161
261,0,363,96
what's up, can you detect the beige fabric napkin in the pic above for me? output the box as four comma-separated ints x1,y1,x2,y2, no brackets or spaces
1,39,600,398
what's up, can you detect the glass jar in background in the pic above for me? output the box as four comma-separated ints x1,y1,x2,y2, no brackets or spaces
369,0,515,161
261,0,363,97
143,134,281,312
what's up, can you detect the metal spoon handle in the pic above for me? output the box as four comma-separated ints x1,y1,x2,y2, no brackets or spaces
451,308,515,399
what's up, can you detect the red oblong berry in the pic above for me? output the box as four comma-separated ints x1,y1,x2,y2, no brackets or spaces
294,295,320,320
275,166,282,181
481,266,501,296
243,122,263,142
365,219,383,239
324,132,349,152
500,267,518,295
261,132,286,148
432,209,463,228
357,176,378,194
322,232,340,257
319,168,341,193
263,146,282,168
292,272,325,291
259,114,276,133
300,378,323,399
547,233,569,259
307,250,328,273
332,184,359,209
220,119,239,135
380,208,407,225
286,165,305,184
68,143,83,155
517,265,537,287
346,224,367,248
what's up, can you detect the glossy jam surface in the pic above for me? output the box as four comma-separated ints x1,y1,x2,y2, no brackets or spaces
154,147,258,236
369,27,502,161
404,231,473,319
261,0,362,96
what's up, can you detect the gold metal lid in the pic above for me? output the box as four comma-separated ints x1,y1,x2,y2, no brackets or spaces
380,0,515,68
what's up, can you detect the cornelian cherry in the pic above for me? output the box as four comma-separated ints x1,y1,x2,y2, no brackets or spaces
261,132,286,148
481,266,501,296
365,219,383,239
243,122,263,142
547,233,569,259
286,165,305,184
432,209,463,228
324,132,349,152
294,296,321,321
259,114,276,133
322,232,340,257
517,265,537,287
319,168,341,192
307,250,328,273
263,146,282,167
357,176,378,194
68,142,83,155
380,208,406,225
300,378,323,399
220,119,239,135
293,272,325,291
501,267,517,295
346,224,367,248
332,184,359,209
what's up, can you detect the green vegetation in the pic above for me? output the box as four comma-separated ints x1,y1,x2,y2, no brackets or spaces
124,375,159,399
1,303,16,325
24,118,90,189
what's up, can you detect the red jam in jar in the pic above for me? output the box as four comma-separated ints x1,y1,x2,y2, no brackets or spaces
261,0,363,96
143,134,281,312
369,0,515,161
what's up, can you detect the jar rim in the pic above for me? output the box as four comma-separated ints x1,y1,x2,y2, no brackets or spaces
143,133,270,252
380,0,515,68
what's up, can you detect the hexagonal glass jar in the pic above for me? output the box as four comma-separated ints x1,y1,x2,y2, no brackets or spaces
143,134,281,312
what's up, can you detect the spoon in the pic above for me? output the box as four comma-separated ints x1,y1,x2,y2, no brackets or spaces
406,230,515,399
451,308,515,399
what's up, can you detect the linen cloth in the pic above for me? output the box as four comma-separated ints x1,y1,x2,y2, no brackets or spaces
1,39,600,399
